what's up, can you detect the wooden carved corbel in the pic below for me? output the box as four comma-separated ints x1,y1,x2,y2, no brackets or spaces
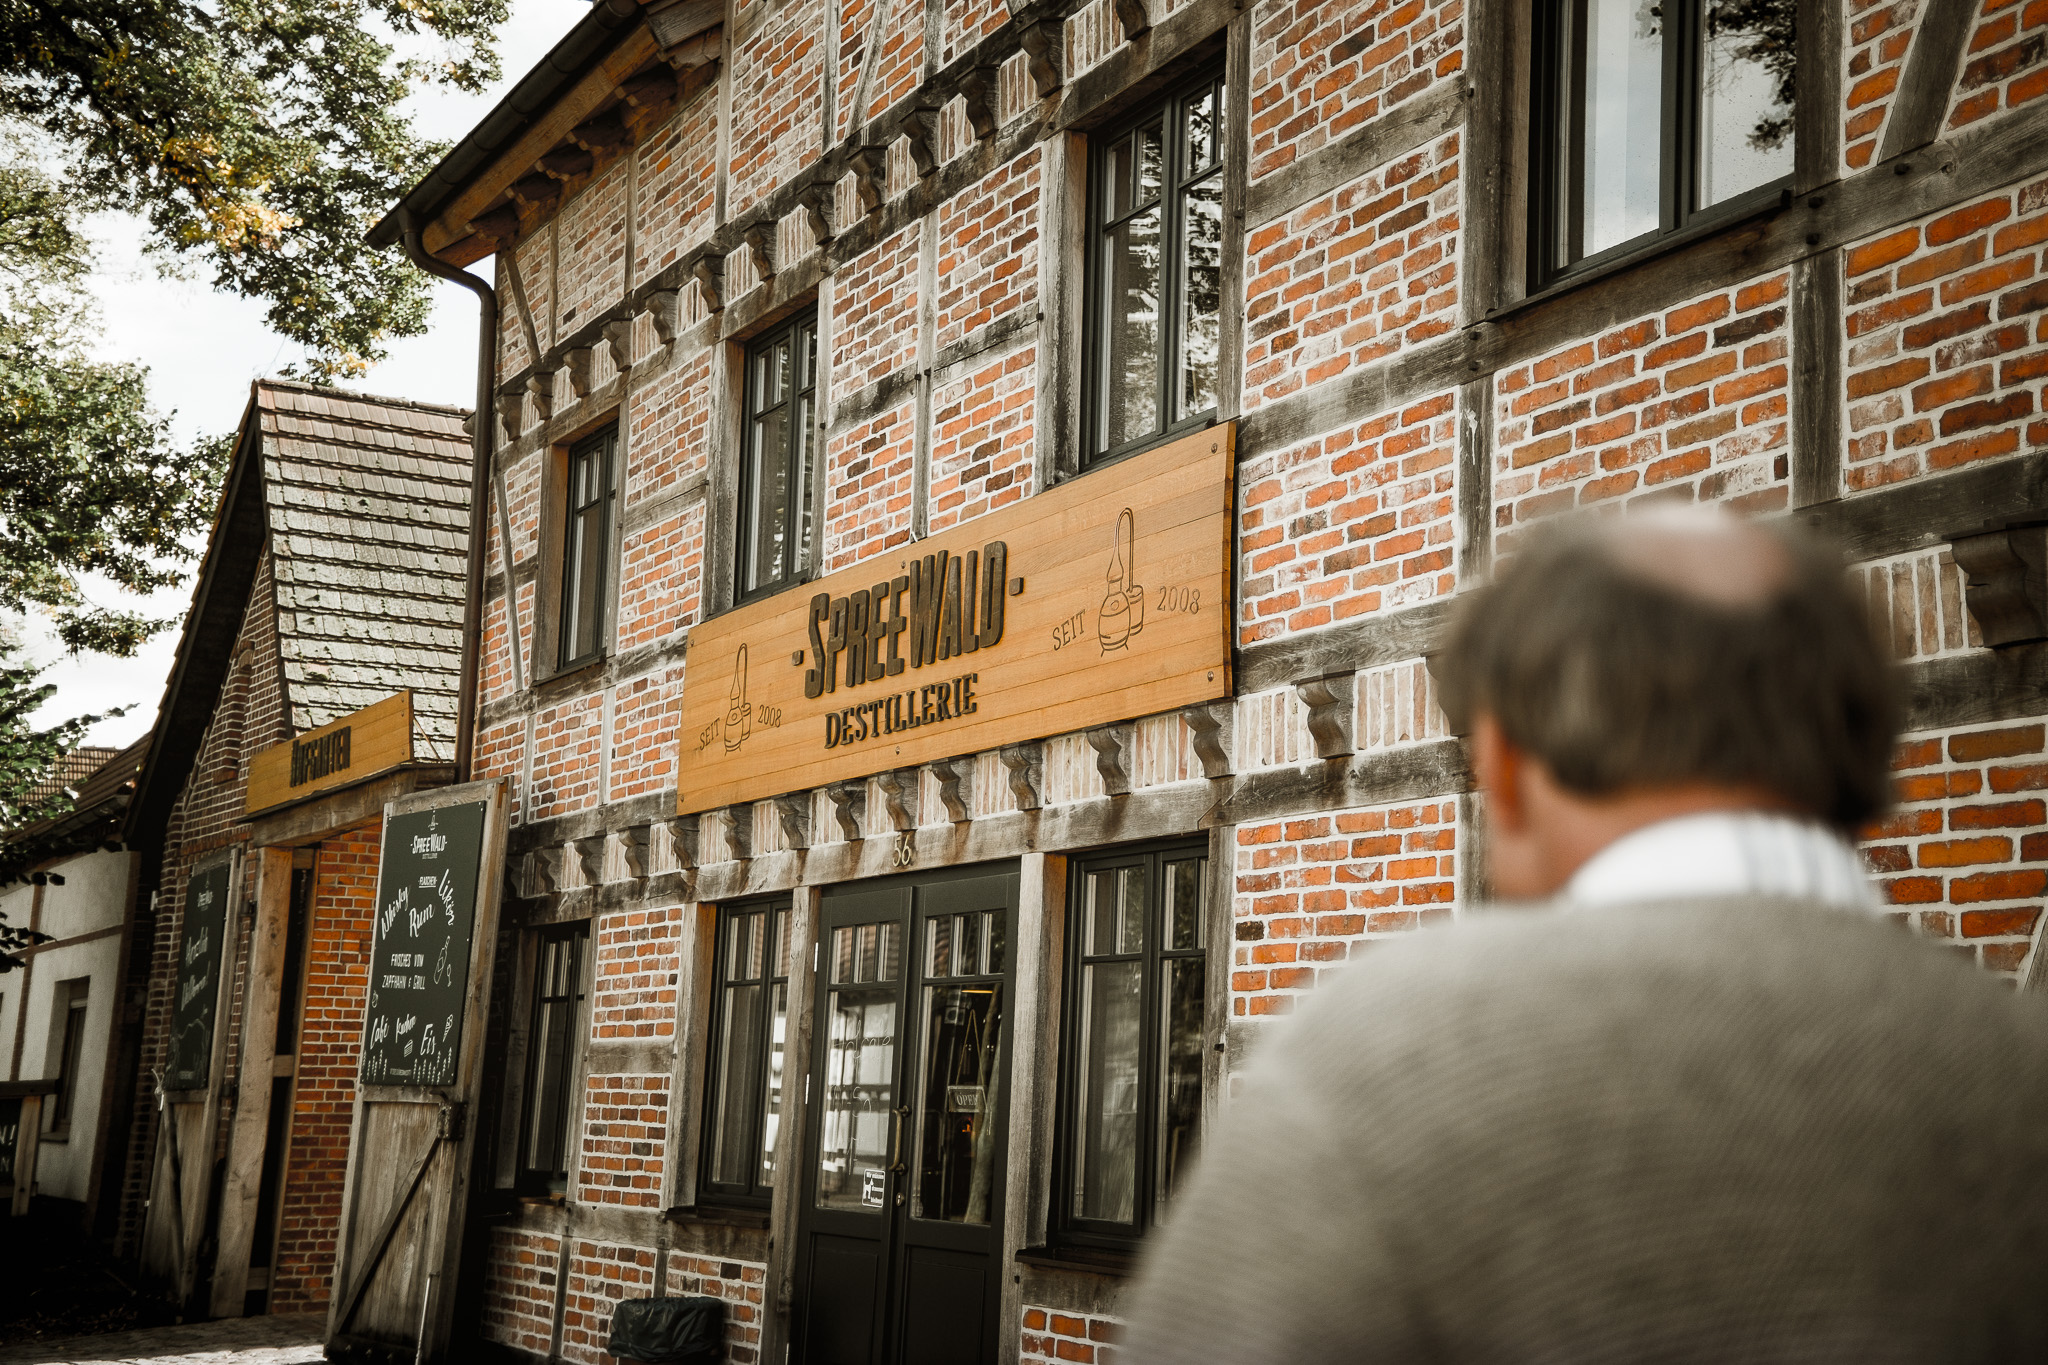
743,224,775,283
724,804,753,862
536,146,594,182
799,184,835,247
619,825,649,880
927,756,974,822
525,371,554,424
466,206,522,246
563,347,594,399
1019,21,1063,98
529,847,561,896
1181,701,1235,779
574,835,607,887
956,66,999,139
569,109,629,154
645,288,683,345
875,769,919,832
497,386,524,443
505,175,561,214
897,105,939,177
690,254,723,313
602,317,633,373
826,782,867,840
1087,724,1134,797
848,145,888,214
621,66,681,109
772,793,811,850
1951,527,2048,646
1297,672,1357,760
668,815,702,873
999,742,1043,811
1112,0,1150,37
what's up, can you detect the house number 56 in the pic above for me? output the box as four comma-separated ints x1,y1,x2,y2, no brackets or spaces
892,834,916,868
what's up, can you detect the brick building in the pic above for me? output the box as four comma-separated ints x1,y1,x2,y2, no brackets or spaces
115,381,472,1317
366,0,2048,1359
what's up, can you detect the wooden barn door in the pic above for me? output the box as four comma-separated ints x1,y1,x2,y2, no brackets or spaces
325,780,507,1362
140,854,240,1310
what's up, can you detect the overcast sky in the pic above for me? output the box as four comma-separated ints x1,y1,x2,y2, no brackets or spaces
25,1,580,748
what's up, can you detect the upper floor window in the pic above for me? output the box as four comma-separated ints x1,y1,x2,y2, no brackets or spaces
47,978,89,1136
1088,73,1226,466
1057,842,1207,1250
700,898,792,1205
738,315,818,602
1531,0,1795,282
519,924,587,1195
559,430,616,670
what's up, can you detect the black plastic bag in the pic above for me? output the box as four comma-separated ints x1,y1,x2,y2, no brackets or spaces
606,1294,726,1365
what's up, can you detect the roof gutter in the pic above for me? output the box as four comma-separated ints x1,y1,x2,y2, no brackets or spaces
398,208,497,785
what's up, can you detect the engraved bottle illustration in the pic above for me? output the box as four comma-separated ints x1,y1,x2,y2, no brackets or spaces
1098,507,1145,652
724,643,753,752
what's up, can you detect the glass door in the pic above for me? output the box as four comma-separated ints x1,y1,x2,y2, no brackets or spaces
794,867,1017,1365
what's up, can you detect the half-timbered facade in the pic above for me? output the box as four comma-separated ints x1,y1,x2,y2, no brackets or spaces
372,0,2048,1358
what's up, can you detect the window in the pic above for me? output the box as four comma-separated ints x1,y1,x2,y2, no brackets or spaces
1058,844,1207,1248
1087,73,1226,465
737,315,818,602
1531,0,1795,281
700,899,792,1205
518,925,587,1194
48,979,89,1136
559,430,616,670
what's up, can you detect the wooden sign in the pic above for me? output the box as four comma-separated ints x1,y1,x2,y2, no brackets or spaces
676,425,1234,814
358,798,488,1087
245,691,415,815
168,861,231,1089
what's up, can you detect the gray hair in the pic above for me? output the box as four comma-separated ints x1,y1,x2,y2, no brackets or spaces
1435,513,1900,832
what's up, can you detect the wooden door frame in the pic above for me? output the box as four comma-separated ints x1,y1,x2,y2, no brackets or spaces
325,778,508,1361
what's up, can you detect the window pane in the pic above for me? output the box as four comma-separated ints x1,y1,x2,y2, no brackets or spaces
760,981,789,1188
1700,2,1794,205
574,500,606,658
912,982,1004,1224
1072,959,1142,1223
1178,175,1223,419
1578,0,1664,256
1164,858,1204,951
1086,868,1145,956
1183,87,1217,174
816,991,898,1211
1155,957,1204,1218
745,405,791,593
795,392,815,580
712,981,765,1184
1104,206,1162,448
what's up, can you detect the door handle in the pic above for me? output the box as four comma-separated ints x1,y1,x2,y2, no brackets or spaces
889,1105,908,1173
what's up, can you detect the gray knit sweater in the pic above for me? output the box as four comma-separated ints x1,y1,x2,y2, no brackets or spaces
1121,898,2048,1362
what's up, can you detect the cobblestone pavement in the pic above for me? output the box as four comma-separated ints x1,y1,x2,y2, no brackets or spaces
0,1314,326,1365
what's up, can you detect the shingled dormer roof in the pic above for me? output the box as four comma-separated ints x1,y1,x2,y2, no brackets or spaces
123,379,473,861
259,382,473,747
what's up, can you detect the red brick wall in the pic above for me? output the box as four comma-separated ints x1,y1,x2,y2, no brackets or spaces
591,906,685,1041
665,1256,769,1365
729,0,826,218
1845,0,1923,169
270,823,378,1312
1232,798,1458,1017
935,150,1040,350
560,1240,660,1365
1021,1306,1124,1364
617,503,706,651
929,348,1035,534
627,350,714,511
558,157,632,335
823,398,917,571
1243,131,1460,410
481,1228,561,1355
1864,721,2048,980
833,225,921,398
1247,0,1464,181
531,695,606,821
609,667,686,804
1494,272,1791,535
1843,181,2048,491
635,91,720,280
576,1073,668,1207
1948,0,2048,131
1238,390,1457,647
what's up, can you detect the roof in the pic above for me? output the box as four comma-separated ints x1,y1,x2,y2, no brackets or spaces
3,737,148,857
123,380,473,862
19,746,118,813
366,0,646,250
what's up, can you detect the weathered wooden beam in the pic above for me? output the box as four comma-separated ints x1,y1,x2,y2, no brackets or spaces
1879,0,1978,160
1246,79,1464,229
1804,453,2048,563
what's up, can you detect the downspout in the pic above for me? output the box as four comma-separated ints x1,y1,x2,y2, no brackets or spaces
397,209,497,784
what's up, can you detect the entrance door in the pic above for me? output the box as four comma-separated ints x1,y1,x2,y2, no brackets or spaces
794,867,1017,1365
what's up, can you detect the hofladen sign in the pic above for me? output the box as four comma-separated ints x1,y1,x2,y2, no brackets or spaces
244,691,416,815
675,425,1235,814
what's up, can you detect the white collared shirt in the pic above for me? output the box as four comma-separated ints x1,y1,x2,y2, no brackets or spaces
1563,811,1882,913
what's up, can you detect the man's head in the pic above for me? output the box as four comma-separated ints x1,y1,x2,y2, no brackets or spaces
1437,507,1899,900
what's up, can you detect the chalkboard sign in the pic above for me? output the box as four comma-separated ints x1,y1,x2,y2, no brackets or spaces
168,861,231,1089
359,800,487,1087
